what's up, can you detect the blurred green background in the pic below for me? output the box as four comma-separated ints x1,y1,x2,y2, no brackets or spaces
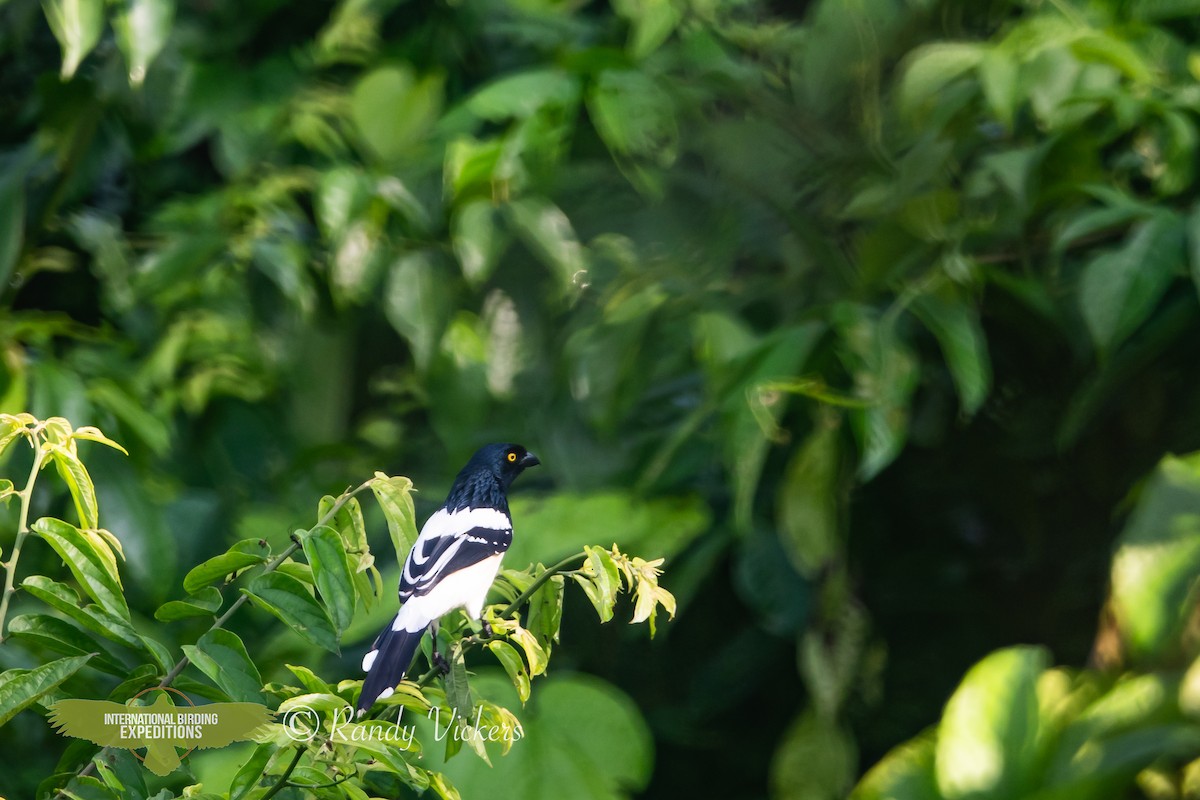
4,0,1200,797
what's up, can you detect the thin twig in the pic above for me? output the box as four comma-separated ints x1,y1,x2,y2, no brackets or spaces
259,746,306,800
0,442,46,642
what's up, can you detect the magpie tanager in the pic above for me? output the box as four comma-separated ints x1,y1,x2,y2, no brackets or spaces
356,443,540,717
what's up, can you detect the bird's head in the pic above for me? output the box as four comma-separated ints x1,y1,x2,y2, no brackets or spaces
462,443,540,489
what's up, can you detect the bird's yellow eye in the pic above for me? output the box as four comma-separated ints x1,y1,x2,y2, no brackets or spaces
507,452,518,462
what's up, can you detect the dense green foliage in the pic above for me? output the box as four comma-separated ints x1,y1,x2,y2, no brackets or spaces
4,0,1200,797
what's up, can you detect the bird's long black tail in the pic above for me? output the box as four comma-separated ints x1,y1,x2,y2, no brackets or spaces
357,619,424,717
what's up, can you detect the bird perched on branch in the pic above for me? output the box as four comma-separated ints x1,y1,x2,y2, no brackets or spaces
357,443,540,717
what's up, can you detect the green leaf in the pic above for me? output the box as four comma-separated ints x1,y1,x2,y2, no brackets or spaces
898,42,985,119
179,628,265,704
771,710,857,800
525,572,564,650
487,640,531,703
506,197,587,289
1080,213,1184,355
588,69,678,165
574,545,621,622
0,654,94,726
912,290,992,415
465,68,580,120
154,586,223,621
834,305,918,480
383,251,452,369
112,0,173,86
229,742,275,800
505,623,548,677
41,0,104,79
182,539,270,594
777,416,841,578
936,646,1048,799
451,200,504,287
285,663,334,695
46,443,99,529
352,65,444,162
70,426,129,455
613,0,680,59
243,571,340,654
302,525,357,634
1110,453,1200,661
33,517,128,620
850,732,939,800
444,640,473,724
371,473,419,568
7,614,125,675
20,575,142,650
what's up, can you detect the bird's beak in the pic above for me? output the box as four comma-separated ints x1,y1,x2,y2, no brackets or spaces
521,451,541,468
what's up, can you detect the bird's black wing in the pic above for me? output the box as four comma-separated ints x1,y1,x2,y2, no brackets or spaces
399,525,512,600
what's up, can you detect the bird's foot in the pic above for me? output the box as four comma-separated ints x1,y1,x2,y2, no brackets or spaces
480,621,493,639
431,650,450,675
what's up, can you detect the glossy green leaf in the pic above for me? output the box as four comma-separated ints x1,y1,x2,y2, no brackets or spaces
0,654,93,726
7,614,125,675
243,571,340,653
153,586,223,621
182,539,270,594
19,576,141,650
229,742,275,800
180,628,265,704
46,443,99,529
936,646,1048,799
41,0,104,78
32,517,128,620
302,525,357,634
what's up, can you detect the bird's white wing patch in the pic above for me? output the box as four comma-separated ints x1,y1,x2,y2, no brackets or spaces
419,507,510,542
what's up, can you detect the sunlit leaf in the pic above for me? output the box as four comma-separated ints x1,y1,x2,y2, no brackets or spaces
112,0,173,86
936,646,1048,799
33,517,128,620
41,0,104,79
371,472,419,568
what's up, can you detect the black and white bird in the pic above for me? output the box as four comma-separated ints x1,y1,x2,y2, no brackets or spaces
356,443,540,717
